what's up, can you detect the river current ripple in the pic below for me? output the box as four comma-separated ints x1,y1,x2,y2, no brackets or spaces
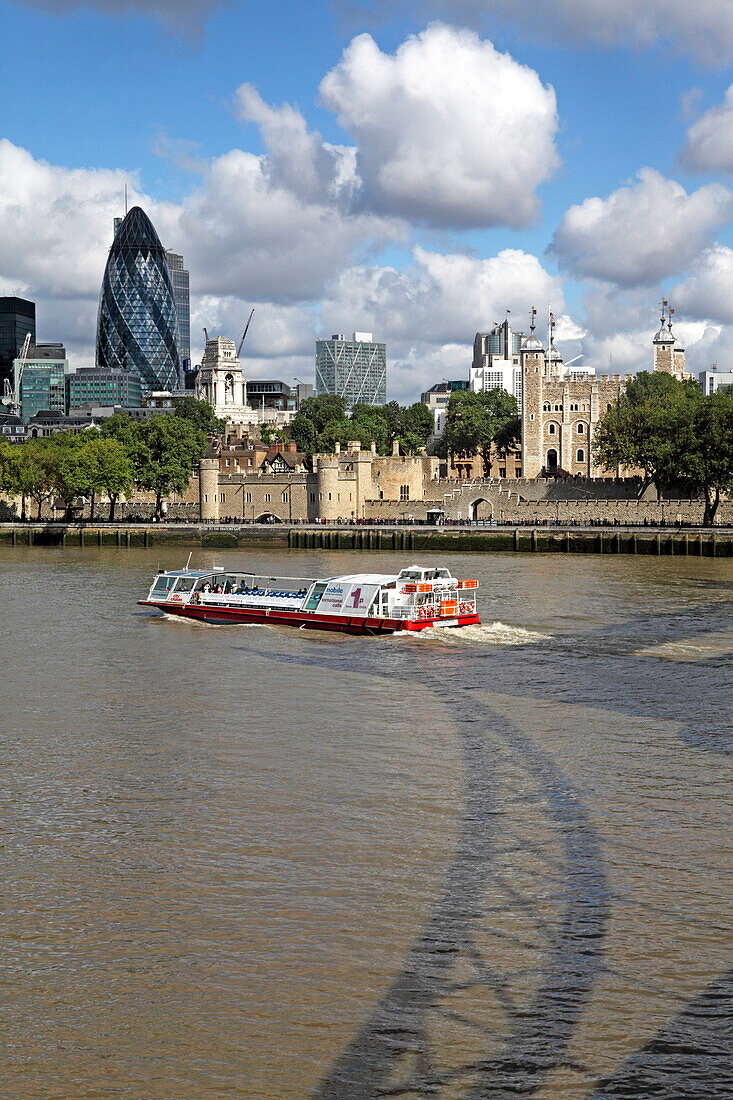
1,547,731,1099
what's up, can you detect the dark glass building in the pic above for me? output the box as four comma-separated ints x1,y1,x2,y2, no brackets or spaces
96,207,180,392
165,250,191,381
0,297,36,394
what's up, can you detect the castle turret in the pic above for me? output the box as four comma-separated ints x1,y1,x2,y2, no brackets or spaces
520,311,547,477
199,456,220,522
653,307,675,376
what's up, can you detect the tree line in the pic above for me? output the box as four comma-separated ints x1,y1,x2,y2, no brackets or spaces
0,398,223,521
593,373,733,525
289,395,435,455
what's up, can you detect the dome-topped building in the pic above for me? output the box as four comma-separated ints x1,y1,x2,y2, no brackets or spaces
96,207,180,391
653,304,689,380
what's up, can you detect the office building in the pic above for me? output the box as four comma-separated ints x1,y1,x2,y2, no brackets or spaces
699,366,733,395
0,297,36,394
96,207,181,392
67,366,143,411
470,319,524,411
246,380,314,414
15,343,68,422
315,332,386,407
420,380,469,434
165,250,191,381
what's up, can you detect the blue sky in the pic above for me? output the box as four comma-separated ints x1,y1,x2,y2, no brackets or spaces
2,0,733,400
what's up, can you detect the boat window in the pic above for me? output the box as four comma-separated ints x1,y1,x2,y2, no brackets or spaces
176,576,195,593
399,569,423,580
304,582,327,611
435,569,451,579
151,575,177,595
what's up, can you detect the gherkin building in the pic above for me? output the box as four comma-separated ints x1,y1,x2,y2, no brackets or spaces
96,206,181,391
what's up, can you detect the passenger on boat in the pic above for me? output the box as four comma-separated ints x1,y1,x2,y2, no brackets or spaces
215,584,223,594
202,582,211,593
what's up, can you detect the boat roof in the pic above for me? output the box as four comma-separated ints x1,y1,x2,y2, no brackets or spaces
328,573,398,585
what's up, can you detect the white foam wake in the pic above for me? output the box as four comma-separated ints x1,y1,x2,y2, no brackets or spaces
395,621,551,646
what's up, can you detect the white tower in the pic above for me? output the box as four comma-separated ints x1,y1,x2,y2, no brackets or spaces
195,336,257,426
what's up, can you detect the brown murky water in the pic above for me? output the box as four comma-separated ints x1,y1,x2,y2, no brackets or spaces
1,547,731,1099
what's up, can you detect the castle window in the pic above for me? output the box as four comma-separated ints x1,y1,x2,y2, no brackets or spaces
554,404,562,412
576,448,585,462
246,492,251,503
265,493,270,503
548,423,556,435
543,403,550,412
577,422,585,434
400,484,410,501
281,492,287,503
309,493,315,503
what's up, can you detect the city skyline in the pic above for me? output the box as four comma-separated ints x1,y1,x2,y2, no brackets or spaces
2,0,733,402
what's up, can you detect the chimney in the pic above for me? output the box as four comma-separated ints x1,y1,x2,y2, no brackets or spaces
335,441,340,454
370,441,376,456
392,440,400,457
287,441,297,453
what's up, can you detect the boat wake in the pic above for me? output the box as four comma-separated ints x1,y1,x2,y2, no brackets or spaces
396,620,551,646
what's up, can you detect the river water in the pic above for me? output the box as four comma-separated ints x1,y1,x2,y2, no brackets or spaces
1,546,731,1099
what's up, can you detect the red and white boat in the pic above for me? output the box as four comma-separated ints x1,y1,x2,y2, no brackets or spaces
139,564,480,635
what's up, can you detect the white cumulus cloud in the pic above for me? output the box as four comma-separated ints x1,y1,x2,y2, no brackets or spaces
550,169,733,287
679,85,733,174
672,245,733,325
319,24,559,229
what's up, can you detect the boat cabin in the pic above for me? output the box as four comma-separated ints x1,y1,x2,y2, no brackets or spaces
145,564,477,623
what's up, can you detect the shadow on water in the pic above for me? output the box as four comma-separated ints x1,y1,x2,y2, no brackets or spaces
238,598,731,1099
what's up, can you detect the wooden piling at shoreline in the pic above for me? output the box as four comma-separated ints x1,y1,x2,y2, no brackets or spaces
0,522,731,556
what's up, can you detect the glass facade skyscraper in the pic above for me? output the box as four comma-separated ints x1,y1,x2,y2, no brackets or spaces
0,297,36,394
165,251,191,381
315,332,387,407
16,343,68,421
96,207,180,392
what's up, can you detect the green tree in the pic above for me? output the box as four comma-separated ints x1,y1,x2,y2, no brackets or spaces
89,436,134,521
100,413,145,483
51,432,97,520
399,402,435,453
291,394,348,454
172,395,226,435
15,439,57,520
593,372,697,495
349,403,390,453
0,439,25,519
259,423,288,448
136,415,206,519
316,416,353,453
442,389,519,474
677,389,733,525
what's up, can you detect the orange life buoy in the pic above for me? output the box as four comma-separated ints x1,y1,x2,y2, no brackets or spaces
418,606,426,619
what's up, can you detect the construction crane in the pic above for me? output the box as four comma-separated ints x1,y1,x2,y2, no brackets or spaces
4,331,32,413
237,309,255,356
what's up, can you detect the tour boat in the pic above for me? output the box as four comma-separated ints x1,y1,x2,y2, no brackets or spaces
139,564,480,634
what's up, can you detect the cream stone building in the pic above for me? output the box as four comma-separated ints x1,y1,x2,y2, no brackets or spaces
199,440,441,523
520,306,688,478
194,336,260,429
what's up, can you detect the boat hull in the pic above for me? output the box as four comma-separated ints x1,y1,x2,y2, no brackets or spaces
138,599,479,634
